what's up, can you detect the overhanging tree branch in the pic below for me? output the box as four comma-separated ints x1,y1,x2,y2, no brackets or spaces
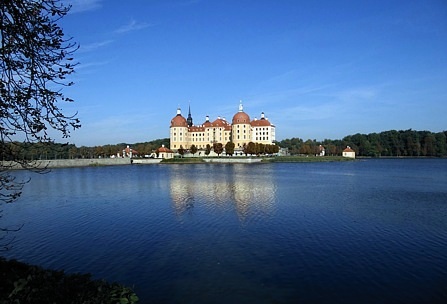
1,0,80,249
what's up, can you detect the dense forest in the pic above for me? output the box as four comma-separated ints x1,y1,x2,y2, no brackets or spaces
4,129,446,160
278,129,447,157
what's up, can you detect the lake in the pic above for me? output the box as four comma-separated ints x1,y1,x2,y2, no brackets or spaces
2,159,447,303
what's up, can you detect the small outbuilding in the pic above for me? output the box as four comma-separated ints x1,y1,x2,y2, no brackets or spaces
342,146,356,158
156,145,174,159
122,145,138,158
318,145,325,156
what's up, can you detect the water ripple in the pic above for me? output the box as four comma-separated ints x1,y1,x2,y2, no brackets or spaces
3,160,447,303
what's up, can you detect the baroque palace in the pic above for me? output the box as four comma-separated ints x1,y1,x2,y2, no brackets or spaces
170,101,276,151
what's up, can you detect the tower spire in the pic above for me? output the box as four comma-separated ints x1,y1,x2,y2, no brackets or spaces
187,101,193,127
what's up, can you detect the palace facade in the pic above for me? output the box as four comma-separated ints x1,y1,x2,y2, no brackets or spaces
170,102,276,151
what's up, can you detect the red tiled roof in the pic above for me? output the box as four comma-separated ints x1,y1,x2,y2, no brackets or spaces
232,111,250,124
124,147,138,154
157,146,173,153
170,114,188,127
251,118,271,127
189,125,205,132
211,118,231,130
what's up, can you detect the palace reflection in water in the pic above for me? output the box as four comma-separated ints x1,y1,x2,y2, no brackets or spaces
168,164,277,221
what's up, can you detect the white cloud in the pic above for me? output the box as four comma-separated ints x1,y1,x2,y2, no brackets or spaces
67,0,102,13
77,60,108,69
79,40,113,53
114,20,151,34
335,88,378,103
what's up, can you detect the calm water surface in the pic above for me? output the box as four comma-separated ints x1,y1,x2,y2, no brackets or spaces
2,159,447,303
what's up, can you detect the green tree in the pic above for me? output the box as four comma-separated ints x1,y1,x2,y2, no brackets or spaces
299,144,311,155
256,143,265,155
242,143,248,156
434,132,446,157
225,142,235,156
1,0,79,249
177,145,185,158
94,146,104,158
246,142,256,155
277,137,302,155
213,143,224,156
205,144,211,156
190,144,198,156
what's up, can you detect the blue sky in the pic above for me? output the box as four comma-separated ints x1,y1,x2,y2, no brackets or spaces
58,0,447,146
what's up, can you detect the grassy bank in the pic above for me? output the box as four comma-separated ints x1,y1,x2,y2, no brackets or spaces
160,157,206,163
261,156,355,162
0,258,138,304
160,156,354,163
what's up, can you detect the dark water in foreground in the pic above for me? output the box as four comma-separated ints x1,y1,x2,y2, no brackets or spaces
2,159,447,303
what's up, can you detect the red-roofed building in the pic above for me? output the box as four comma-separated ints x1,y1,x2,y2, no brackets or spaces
156,145,174,159
122,145,138,158
342,146,356,158
170,101,276,151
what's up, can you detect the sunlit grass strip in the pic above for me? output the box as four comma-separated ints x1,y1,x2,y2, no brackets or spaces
262,156,355,162
160,157,206,163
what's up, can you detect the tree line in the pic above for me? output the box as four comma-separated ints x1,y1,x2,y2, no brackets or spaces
3,139,170,160
277,129,447,157
5,129,446,161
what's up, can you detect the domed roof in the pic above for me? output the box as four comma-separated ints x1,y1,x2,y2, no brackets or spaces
232,101,251,124
232,111,250,124
171,115,187,127
170,108,188,127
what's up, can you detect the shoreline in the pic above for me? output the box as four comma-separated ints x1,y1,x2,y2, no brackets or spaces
3,156,354,169
7,155,444,170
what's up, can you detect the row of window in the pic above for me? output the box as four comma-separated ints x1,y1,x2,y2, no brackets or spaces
174,135,271,141
253,127,270,131
189,137,229,142
173,126,271,135
173,126,271,131
173,144,213,149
